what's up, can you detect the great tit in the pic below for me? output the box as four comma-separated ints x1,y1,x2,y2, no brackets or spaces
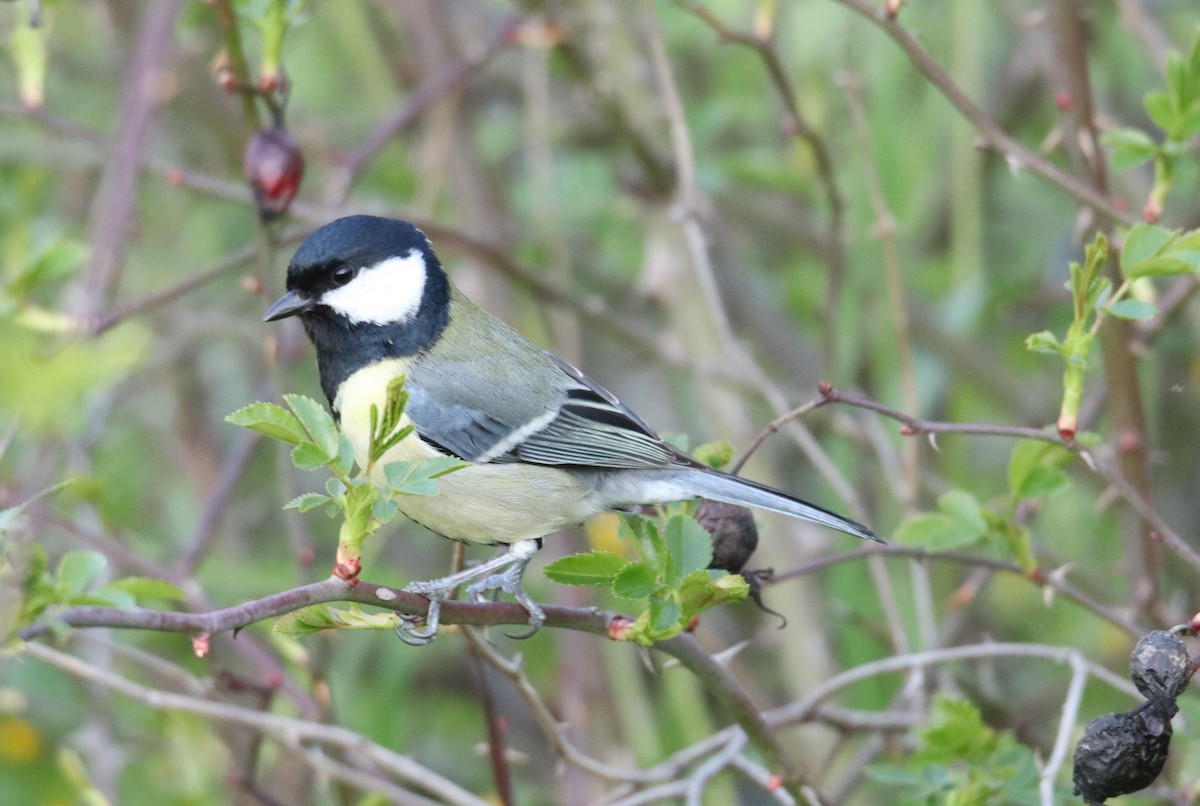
264,215,879,642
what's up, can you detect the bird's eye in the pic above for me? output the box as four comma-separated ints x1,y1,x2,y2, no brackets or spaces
332,266,358,286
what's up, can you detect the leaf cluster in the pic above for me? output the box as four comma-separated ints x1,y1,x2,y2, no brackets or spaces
225,383,463,564
544,512,748,645
867,697,1055,805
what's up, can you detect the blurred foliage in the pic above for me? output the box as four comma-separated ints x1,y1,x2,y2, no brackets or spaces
0,0,1198,804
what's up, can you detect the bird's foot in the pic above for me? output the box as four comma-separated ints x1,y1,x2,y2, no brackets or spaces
395,539,542,644
467,559,546,640
395,579,452,646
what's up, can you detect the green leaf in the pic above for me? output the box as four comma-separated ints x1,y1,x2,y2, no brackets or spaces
1023,331,1061,355
283,394,340,458
371,496,399,524
893,514,982,551
663,515,713,580
649,598,682,633
1101,127,1158,171
692,439,733,469
334,435,356,476
1105,299,1155,321
285,493,332,512
291,441,331,471
1127,256,1195,279
612,561,659,599
1121,223,1176,269
1008,439,1076,503
936,490,987,535
620,514,667,562
56,551,106,596
225,402,306,445
1145,89,1177,134
1017,466,1068,500
275,606,337,636
383,456,465,497
100,576,186,603
679,569,748,614
543,551,629,586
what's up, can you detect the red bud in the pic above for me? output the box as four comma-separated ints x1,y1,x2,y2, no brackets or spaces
244,127,305,220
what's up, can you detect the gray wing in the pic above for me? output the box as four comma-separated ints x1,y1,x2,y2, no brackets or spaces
404,351,685,469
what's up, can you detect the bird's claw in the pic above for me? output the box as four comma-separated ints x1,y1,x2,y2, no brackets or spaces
468,564,546,640
393,539,544,645
395,607,439,646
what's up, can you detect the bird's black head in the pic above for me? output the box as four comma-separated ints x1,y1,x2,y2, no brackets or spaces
263,215,450,407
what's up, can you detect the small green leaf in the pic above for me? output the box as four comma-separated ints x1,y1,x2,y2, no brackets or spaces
649,598,682,633
936,491,987,535
543,551,629,586
1145,90,1177,134
679,569,748,614
101,576,186,603
383,456,465,497
1017,465,1069,500
275,604,343,636
1024,331,1061,355
57,551,106,596
286,493,332,512
1008,439,1075,501
664,515,713,580
1102,127,1158,171
620,514,667,562
1127,256,1195,279
371,496,399,524
612,561,659,599
291,441,331,471
334,436,356,476
225,402,306,445
1106,299,1156,321
283,394,340,458
1121,223,1176,269
692,439,733,470
894,514,981,551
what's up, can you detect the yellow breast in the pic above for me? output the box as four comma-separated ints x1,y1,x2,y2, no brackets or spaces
333,359,601,544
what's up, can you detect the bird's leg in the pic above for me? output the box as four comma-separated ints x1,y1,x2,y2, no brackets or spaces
465,539,544,639
397,539,542,644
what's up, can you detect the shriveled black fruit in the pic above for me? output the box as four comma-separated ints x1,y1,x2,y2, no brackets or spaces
1130,629,1193,700
698,500,759,574
696,500,785,624
1072,698,1176,804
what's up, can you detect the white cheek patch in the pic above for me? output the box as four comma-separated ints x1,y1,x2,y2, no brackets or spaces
322,251,427,325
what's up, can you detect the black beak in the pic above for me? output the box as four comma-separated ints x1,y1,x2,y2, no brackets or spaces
263,288,313,322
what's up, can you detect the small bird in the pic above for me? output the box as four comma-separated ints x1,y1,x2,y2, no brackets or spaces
264,215,879,642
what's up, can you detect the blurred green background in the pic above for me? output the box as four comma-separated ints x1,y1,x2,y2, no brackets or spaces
2,1,1199,803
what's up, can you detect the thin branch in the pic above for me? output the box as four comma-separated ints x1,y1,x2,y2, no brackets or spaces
18,576,615,642
1041,650,1089,805
23,642,486,806
685,2,848,371
81,0,184,320
766,642,1140,729
176,428,261,575
827,0,1135,226
330,14,518,200
655,634,815,803
768,543,1142,637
